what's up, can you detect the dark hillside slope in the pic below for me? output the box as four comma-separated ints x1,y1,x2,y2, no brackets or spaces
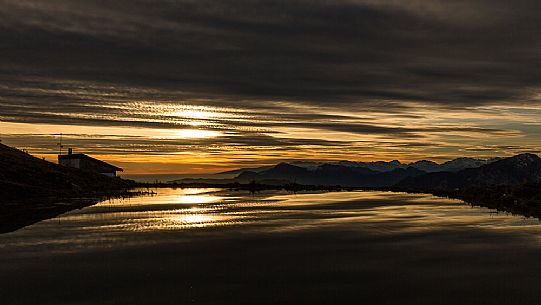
0,143,134,201
396,153,541,191
235,162,426,187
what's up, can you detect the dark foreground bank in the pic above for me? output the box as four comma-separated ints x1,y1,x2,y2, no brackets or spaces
0,143,140,232
422,183,541,219
0,143,136,200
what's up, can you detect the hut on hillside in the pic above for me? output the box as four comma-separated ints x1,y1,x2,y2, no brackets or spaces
58,148,123,177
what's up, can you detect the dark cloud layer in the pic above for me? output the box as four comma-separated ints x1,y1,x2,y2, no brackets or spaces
1,0,541,109
1,0,540,169
0,133,353,155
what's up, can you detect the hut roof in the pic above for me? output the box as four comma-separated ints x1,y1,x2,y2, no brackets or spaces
58,154,123,172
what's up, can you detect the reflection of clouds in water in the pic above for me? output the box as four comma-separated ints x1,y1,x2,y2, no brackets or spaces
57,189,541,234
4,190,541,305
2,188,541,254
261,191,541,235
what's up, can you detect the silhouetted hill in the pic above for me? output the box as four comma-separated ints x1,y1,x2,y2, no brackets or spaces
0,143,134,201
218,166,273,176
439,157,500,172
235,162,425,187
339,160,404,172
220,156,499,179
229,154,540,189
409,160,440,172
372,167,427,187
396,153,541,191
218,161,325,176
236,163,321,185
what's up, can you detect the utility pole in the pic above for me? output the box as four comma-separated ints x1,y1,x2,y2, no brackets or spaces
57,133,63,155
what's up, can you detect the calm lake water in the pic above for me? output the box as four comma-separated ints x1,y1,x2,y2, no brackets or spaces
2,188,541,305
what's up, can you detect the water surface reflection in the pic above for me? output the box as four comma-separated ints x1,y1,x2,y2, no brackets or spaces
2,189,541,305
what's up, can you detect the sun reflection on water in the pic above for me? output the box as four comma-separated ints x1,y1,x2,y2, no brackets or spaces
174,194,222,204
173,214,213,225
6,189,541,249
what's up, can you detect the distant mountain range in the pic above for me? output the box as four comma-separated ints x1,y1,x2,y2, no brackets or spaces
397,153,541,191
219,157,501,176
234,163,426,187
174,155,541,189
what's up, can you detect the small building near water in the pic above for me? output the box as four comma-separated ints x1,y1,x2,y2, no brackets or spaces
58,148,123,177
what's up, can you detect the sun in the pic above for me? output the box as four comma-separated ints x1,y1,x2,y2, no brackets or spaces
174,129,221,139
168,106,226,120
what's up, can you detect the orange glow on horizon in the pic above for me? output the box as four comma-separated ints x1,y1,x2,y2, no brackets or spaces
2,100,540,175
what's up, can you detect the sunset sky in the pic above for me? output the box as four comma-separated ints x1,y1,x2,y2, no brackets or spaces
1,0,541,174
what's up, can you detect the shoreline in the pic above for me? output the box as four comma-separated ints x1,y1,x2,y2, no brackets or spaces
138,181,541,219
2,181,540,234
